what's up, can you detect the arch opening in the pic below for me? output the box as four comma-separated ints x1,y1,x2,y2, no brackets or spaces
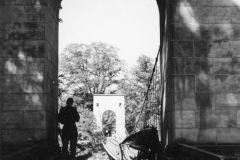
102,110,116,137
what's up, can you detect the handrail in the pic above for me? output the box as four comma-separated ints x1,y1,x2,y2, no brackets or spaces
177,143,237,160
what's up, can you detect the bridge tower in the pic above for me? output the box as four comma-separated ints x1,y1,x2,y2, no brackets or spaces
93,94,126,140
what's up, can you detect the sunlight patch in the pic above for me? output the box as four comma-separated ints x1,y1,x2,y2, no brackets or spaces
226,93,238,107
5,60,17,74
36,72,44,82
34,0,42,11
179,1,200,35
232,0,240,8
197,71,208,84
18,51,26,61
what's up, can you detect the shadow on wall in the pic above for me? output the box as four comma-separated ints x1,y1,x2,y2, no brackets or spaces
162,0,240,145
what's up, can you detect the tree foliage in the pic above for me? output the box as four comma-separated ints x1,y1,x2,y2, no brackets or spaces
118,55,154,133
58,42,124,155
59,42,124,109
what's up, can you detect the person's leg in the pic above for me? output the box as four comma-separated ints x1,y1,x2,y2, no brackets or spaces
70,136,77,159
62,137,69,158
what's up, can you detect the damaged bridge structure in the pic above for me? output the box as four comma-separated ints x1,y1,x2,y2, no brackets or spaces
1,0,240,160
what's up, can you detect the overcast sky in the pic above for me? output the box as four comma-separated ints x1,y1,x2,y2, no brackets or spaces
59,0,160,67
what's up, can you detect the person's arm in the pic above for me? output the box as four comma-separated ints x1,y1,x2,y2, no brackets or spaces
74,107,80,122
58,108,65,124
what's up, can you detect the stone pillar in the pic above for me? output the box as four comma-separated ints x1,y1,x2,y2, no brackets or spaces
0,0,61,155
161,0,240,154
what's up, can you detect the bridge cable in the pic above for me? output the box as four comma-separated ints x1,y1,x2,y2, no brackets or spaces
130,46,161,135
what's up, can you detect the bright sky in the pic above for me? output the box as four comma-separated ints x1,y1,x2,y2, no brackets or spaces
59,0,160,67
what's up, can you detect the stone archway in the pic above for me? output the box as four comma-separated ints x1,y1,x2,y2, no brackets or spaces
102,110,116,136
93,94,126,140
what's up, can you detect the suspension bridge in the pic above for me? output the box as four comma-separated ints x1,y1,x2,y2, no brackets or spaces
93,48,162,160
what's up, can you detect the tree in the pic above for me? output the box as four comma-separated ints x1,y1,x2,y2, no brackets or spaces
58,42,125,156
59,42,125,108
118,55,154,133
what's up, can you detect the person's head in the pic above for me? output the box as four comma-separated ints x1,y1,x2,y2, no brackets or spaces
66,98,74,106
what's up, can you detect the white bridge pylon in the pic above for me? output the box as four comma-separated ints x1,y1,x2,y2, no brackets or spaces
93,94,126,140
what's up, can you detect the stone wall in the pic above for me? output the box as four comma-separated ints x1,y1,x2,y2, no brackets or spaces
0,0,61,155
160,0,240,149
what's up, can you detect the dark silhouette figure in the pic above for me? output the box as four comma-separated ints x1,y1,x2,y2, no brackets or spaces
58,98,80,160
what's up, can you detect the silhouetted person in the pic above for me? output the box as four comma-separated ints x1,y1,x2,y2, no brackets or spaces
58,98,80,160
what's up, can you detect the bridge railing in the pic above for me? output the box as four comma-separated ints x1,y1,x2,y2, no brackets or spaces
177,143,237,160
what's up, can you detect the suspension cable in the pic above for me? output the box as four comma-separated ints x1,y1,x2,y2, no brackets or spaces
130,46,161,135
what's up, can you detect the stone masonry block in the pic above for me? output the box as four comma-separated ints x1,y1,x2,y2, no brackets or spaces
216,93,240,109
231,8,240,23
182,111,195,128
212,0,237,6
233,58,240,74
0,6,44,22
175,128,199,144
175,111,195,128
23,111,46,129
175,93,197,110
1,0,36,5
232,24,240,40
1,111,22,129
0,7,12,22
194,41,213,57
4,58,45,75
174,75,195,93
216,110,237,128
194,24,213,41
195,72,211,92
232,58,240,74
195,109,237,128
45,6,58,37
3,75,24,93
175,111,182,128
213,24,234,41
210,75,229,92
25,94,46,110
0,58,3,74
7,22,45,40
2,129,47,145
233,75,240,92
184,58,195,74
209,42,233,57
193,7,212,23
237,110,240,127
172,24,194,40
194,58,212,74
195,92,215,110
212,58,232,74
173,41,193,57
0,94,2,111
1,40,45,58
225,76,235,92
212,7,232,23
231,41,240,57
173,58,183,74
0,76,7,92
23,75,45,93
195,128,217,144
195,110,218,128
46,111,57,130
3,94,25,110
217,128,240,144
